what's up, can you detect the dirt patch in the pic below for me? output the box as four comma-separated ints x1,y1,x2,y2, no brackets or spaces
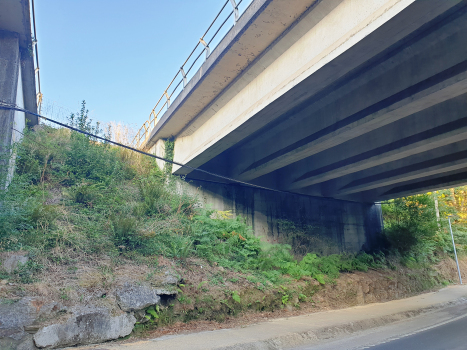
433,257,467,282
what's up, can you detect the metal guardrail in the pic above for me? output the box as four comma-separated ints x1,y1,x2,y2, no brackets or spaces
132,0,251,149
31,0,42,114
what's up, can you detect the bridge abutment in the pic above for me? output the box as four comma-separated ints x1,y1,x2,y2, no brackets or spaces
182,179,383,254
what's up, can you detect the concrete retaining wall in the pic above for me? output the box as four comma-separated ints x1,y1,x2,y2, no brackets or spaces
182,179,383,254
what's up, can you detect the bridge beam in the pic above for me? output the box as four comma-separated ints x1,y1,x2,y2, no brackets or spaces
336,150,467,196
170,0,458,175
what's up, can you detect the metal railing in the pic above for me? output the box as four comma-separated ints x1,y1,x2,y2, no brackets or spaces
132,0,251,149
31,0,42,114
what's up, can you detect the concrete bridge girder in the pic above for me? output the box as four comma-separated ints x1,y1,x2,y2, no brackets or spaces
336,150,467,196
276,94,467,191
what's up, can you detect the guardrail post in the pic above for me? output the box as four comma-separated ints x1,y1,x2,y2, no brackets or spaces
200,38,210,60
151,111,157,127
180,67,187,88
164,91,170,108
229,0,239,24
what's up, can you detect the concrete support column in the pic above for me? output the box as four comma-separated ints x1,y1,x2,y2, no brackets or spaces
0,33,20,155
182,179,383,254
0,32,20,186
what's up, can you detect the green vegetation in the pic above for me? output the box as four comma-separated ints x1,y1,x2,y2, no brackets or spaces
0,106,383,287
2,103,466,335
381,190,467,266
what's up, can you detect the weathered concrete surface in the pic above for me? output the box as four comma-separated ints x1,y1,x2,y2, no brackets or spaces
184,179,382,253
0,33,20,155
72,285,467,350
148,139,166,172
0,0,38,188
33,305,136,349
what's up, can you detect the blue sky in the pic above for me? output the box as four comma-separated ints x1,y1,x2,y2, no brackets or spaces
35,0,250,129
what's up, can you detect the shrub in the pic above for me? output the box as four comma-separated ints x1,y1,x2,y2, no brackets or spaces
110,215,139,249
382,194,438,260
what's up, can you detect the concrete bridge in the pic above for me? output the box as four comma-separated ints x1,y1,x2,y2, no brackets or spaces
139,0,467,251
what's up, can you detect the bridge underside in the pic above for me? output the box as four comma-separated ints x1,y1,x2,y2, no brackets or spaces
143,0,467,251
162,0,467,203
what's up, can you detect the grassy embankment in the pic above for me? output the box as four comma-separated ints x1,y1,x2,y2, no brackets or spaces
1,107,466,332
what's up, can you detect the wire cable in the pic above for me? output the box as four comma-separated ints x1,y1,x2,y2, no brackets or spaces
0,103,288,194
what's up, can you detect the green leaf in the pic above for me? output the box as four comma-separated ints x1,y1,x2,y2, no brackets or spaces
232,291,241,303
146,306,159,319
314,274,325,285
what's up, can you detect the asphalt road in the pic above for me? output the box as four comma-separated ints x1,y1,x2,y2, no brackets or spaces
366,315,467,350
296,303,467,350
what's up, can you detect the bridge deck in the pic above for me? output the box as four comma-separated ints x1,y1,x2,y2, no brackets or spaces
145,0,467,202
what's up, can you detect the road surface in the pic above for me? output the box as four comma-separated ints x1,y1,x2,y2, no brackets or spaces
296,303,467,350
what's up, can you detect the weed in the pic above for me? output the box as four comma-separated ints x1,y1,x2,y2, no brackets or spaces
232,291,241,303
12,260,43,284
4,116,461,316
209,273,225,286
60,288,70,300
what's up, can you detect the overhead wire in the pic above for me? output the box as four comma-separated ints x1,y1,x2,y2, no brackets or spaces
0,103,289,195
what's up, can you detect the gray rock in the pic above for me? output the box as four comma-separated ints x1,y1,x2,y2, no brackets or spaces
154,288,177,296
3,254,28,273
0,297,45,350
16,335,36,350
161,270,180,285
116,283,161,312
0,334,36,350
150,269,181,289
33,306,135,349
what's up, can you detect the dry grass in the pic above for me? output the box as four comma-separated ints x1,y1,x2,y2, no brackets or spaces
106,121,136,146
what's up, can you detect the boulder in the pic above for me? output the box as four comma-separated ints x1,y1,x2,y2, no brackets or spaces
33,305,135,349
0,297,62,350
3,254,28,274
116,283,161,312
